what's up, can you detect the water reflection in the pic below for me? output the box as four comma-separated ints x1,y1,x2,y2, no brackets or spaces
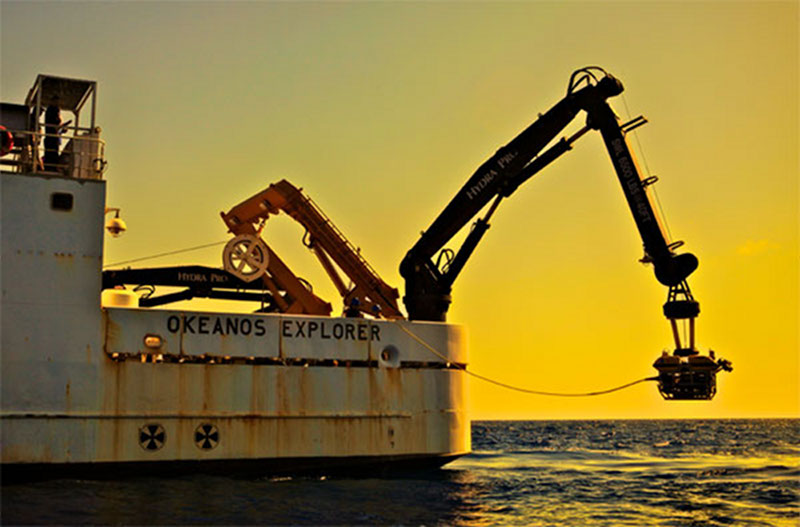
3,420,798,526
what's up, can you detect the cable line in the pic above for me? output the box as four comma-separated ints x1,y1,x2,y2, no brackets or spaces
621,93,674,242
103,240,657,397
104,240,227,268
393,321,657,397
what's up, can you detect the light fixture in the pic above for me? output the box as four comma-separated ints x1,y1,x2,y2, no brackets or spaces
143,334,163,349
104,207,127,237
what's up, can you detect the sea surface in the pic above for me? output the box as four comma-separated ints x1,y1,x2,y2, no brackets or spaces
2,419,797,526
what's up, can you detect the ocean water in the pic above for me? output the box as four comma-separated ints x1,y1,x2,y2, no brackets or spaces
2,419,797,526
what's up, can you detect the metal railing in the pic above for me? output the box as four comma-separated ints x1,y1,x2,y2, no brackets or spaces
294,189,385,284
0,127,107,180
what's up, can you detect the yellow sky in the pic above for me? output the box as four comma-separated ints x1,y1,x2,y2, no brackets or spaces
2,1,797,419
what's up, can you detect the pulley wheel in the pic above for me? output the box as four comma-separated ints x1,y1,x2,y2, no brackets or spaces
223,234,269,282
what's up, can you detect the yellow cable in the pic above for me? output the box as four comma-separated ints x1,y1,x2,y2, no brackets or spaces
393,321,657,397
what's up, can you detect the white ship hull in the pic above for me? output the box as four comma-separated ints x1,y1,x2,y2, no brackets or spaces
0,171,470,477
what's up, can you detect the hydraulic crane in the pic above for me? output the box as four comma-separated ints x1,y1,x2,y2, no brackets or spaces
102,66,731,400
219,179,403,319
399,66,731,399
103,181,402,319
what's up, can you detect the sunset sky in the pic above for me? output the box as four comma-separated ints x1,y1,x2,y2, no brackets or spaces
2,1,796,419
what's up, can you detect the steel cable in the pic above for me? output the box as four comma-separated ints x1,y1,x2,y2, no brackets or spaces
620,93,674,242
103,240,228,268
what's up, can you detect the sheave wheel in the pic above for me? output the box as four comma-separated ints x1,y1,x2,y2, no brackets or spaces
223,234,269,282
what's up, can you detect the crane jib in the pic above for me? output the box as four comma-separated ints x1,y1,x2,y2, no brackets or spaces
405,96,584,265
465,151,517,201
401,68,699,320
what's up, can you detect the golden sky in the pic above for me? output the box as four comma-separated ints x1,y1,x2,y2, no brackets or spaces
2,1,797,419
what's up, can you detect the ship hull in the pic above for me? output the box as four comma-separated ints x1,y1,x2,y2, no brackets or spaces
2,452,465,482
0,171,470,476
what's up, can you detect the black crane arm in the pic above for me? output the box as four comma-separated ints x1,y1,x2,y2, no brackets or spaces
399,66,730,401
402,73,624,267
582,98,697,288
400,67,697,322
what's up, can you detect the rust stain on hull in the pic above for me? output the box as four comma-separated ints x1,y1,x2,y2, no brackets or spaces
4,308,468,466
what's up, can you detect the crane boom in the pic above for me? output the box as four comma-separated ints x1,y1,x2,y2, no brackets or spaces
400,67,696,322
399,66,729,400
221,180,403,319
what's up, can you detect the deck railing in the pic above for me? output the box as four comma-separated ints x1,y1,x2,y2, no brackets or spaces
0,127,107,180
